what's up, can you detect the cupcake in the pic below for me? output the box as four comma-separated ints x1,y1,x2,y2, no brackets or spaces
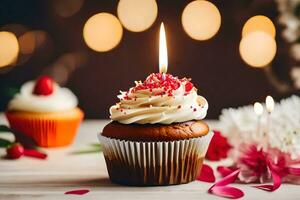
99,73,212,186
5,76,84,147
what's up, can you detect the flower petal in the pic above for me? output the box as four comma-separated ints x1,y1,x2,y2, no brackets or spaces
213,169,240,187
217,166,238,178
208,169,243,199
65,189,90,195
287,167,300,176
253,166,281,191
197,164,215,183
209,186,244,199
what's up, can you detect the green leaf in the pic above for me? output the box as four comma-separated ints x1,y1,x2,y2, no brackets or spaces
70,149,102,155
0,125,12,133
89,143,101,148
70,144,102,155
5,87,20,98
0,138,12,147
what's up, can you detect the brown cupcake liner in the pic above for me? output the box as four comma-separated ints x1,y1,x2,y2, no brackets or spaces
98,131,213,186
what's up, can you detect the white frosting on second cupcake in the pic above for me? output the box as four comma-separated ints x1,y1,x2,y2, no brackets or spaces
8,81,78,113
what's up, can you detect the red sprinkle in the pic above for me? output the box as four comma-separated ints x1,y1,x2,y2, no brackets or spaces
185,81,194,93
193,108,197,112
127,73,194,97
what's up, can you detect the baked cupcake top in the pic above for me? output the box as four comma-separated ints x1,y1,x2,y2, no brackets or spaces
110,73,208,124
102,120,209,141
8,76,78,113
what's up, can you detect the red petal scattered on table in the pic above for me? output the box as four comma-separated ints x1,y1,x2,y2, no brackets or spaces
24,149,47,159
209,186,244,199
65,189,90,195
213,169,240,187
208,169,244,199
197,164,215,183
217,166,238,178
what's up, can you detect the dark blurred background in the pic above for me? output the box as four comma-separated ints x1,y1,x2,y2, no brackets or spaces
0,0,299,119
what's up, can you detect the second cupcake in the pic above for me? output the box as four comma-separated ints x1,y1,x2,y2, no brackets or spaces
6,76,84,147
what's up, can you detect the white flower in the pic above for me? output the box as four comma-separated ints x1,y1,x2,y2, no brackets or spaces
220,95,300,160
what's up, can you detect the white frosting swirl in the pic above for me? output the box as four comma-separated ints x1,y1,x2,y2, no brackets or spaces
110,78,208,124
8,81,78,113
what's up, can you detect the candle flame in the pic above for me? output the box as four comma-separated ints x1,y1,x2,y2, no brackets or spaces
159,22,168,73
254,102,263,116
266,95,275,113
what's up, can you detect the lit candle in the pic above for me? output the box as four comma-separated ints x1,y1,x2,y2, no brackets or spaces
265,95,275,149
254,102,263,144
159,23,168,80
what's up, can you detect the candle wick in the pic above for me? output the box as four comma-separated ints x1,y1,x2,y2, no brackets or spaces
162,73,166,81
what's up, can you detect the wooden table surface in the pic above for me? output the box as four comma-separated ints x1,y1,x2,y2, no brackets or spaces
0,117,300,200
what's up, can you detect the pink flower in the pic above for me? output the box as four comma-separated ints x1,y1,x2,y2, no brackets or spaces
213,143,300,196
267,148,300,184
237,144,270,183
206,131,231,161
236,144,300,183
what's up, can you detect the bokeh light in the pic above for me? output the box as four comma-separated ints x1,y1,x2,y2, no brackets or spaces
239,31,277,68
53,0,84,18
18,32,36,55
117,0,158,32
83,13,123,52
0,31,19,68
1,24,27,37
43,52,87,85
242,15,276,38
18,30,49,53
181,0,221,41
16,30,52,66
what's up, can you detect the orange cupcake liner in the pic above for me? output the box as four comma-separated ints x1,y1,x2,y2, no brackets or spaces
5,109,84,147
